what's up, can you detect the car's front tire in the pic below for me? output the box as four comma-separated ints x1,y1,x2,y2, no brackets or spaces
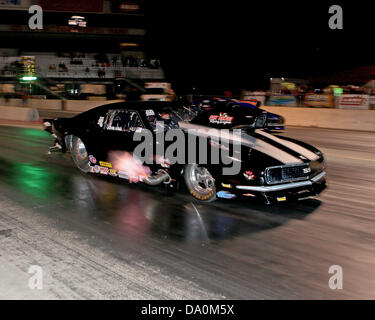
70,135,90,173
184,164,216,202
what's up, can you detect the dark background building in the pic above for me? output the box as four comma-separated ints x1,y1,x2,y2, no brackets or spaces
0,0,373,95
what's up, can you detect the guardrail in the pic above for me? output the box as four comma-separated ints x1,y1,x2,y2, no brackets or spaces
0,97,374,131
0,98,125,112
0,106,39,121
189,94,375,110
262,106,375,131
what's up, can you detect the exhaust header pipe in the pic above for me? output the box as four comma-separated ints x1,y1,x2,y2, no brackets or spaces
144,170,170,186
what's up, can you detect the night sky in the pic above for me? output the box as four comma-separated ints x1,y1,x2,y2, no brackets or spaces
0,1,373,93
145,1,375,92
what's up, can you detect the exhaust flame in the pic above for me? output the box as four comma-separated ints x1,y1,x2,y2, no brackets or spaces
108,151,151,183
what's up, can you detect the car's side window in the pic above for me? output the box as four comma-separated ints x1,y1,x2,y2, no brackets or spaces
104,110,143,132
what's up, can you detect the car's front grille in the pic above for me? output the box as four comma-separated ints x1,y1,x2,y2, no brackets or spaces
267,118,282,124
265,164,310,185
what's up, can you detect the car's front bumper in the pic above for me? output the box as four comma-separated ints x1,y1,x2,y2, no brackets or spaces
217,171,327,203
265,125,285,131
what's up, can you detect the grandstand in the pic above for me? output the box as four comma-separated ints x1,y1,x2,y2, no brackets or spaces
0,0,166,100
0,52,163,80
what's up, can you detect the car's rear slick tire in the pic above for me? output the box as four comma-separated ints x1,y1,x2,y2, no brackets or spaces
70,136,90,173
184,164,216,202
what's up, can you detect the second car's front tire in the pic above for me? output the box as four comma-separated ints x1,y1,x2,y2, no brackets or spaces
184,164,216,202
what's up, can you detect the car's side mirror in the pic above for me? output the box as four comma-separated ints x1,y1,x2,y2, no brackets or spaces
254,112,268,129
231,113,268,133
243,112,268,132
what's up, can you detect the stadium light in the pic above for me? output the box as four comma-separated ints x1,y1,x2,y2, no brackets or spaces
120,42,139,47
21,76,37,81
69,16,87,27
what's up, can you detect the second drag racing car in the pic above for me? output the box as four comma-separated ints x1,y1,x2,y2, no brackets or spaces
44,101,326,203
189,97,285,131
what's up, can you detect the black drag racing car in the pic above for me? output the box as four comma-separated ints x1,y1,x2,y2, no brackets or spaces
188,97,285,131
44,101,326,203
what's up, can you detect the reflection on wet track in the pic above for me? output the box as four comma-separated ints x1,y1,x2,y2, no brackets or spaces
0,125,374,299
0,147,318,244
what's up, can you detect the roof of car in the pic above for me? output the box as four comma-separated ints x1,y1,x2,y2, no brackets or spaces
98,101,177,111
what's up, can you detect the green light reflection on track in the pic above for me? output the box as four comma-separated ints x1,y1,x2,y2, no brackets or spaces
13,162,56,199
19,128,49,138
